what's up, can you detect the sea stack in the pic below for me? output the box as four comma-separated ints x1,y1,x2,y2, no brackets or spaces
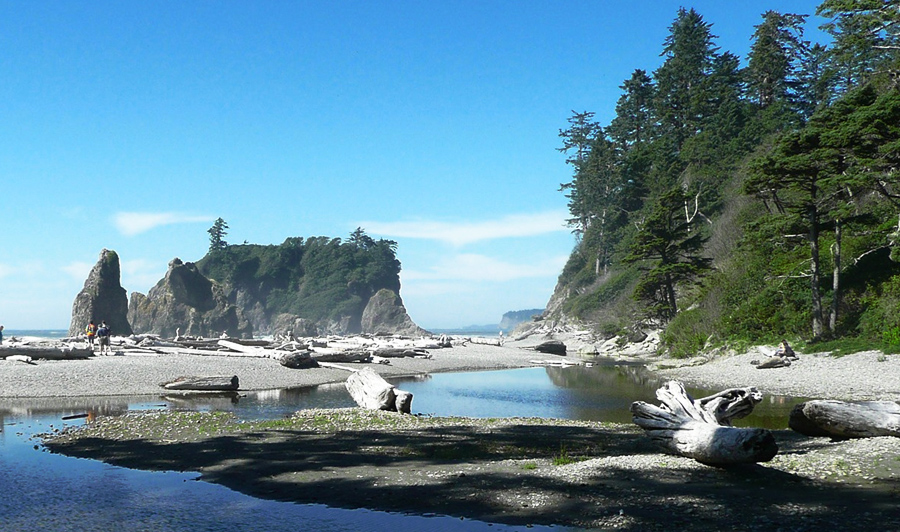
68,249,133,337
127,258,253,339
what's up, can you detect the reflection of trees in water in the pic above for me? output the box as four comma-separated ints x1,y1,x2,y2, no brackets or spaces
545,364,663,402
544,364,808,430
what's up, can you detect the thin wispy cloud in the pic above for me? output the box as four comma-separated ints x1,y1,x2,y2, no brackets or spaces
113,212,214,236
361,210,569,246
403,253,569,283
0,263,14,278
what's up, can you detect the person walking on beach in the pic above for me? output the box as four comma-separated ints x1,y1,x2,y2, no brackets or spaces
0,324,4,345
97,321,111,355
85,320,98,350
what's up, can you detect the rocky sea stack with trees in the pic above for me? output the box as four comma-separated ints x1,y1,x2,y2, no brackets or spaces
69,225,426,339
543,3,900,358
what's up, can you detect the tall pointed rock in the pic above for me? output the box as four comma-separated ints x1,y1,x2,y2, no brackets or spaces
68,249,133,337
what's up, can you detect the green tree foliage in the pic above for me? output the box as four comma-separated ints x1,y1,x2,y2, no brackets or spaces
207,218,229,252
558,111,602,234
747,11,809,109
653,8,720,152
552,3,900,354
623,188,713,321
197,234,401,328
818,0,900,92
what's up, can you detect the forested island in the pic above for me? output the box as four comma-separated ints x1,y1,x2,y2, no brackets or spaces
543,3,900,358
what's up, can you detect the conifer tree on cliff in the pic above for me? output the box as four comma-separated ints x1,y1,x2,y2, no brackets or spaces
208,218,229,252
624,188,713,322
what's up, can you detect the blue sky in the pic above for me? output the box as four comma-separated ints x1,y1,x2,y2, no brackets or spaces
0,1,827,330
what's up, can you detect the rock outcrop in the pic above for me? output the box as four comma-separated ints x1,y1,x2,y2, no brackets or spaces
128,258,252,339
360,288,428,337
68,249,133,337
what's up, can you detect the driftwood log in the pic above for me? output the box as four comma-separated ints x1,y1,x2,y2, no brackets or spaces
789,400,900,439
755,356,791,369
1,345,93,360
162,375,240,391
278,351,318,369
345,367,412,414
631,381,777,466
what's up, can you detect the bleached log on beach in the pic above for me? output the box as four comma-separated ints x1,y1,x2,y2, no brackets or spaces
372,347,428,358
412,339,444,349
310,349,371,363
466,337,501,346
218,339,269,355
789,400,900,439
161,375,240,391
631,381,776,466
4,354,36,364
345,367,412,414
0,345,93,360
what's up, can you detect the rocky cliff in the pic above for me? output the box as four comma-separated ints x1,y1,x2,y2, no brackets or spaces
360,288,428,336
126,234,426,338
68,249,133,337
128,258,253,339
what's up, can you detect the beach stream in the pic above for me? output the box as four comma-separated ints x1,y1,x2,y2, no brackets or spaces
0,364,804,531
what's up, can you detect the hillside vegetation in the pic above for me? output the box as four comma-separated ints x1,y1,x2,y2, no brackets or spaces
549,2,900,357
196,229,403,334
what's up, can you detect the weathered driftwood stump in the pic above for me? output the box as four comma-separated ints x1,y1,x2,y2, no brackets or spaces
789,400,900,439
345,367,412,414
162,375,239,391
631,381,777,466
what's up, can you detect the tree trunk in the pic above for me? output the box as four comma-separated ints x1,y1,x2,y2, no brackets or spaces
789,400,900,438
809,202,824,338
631,381,777,466
830,219,841,333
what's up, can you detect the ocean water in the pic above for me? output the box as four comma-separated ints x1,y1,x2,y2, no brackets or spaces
4,329,69,338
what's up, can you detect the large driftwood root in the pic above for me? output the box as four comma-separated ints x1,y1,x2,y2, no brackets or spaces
789,400,900,439
631,381,777,466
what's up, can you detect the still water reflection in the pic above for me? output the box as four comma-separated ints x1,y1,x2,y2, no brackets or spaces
0,363,805,531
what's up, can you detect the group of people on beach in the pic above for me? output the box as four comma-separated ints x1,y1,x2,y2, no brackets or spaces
85,320,112,354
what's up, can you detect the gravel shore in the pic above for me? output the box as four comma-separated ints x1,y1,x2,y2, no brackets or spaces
0,340,565,398
655,347,900,402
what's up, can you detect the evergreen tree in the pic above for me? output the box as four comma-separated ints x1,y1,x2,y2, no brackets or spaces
558,111,602,234
608,69,656,149
349,227,376,250
623,188,713,321
746,11,808,109
207,218,229,252
817,0,900,92
653,8,720,151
